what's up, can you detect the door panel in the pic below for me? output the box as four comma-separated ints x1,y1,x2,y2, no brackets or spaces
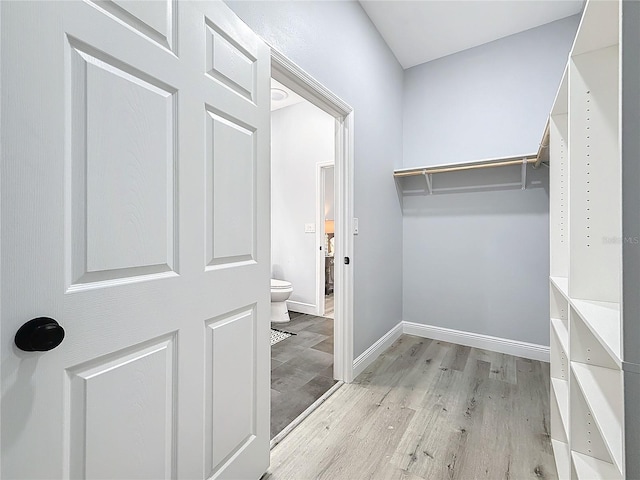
1,1,270,479
205,307,257,478
67,334,177,479
206,109,256,267
67,39,178,286
204,17,258,103
87,0,177,52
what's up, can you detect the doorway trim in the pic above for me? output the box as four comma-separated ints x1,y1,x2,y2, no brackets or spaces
271,49,355,383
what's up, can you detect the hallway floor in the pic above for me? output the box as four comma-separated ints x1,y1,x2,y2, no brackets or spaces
271,312,337,439
265,334,556,480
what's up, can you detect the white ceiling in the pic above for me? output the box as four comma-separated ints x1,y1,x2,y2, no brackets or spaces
359,1,584,69
270,78,306,111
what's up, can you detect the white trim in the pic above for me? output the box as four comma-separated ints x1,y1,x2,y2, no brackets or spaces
286,300,317,316
403,321,550,362
271,49,351,117
335,112,355,382
272,48,354,383
350,320,550,384
352,322,403,379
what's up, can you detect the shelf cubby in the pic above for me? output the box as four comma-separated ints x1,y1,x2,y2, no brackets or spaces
571,299,620,366
570,307,619,370
551,377,569,444
571,0,619,57
550,68,569,280
570,362,623,471
568,44,621,304
551,324,569,381
551,283,569,322
569,370,614,466
551,317,569,354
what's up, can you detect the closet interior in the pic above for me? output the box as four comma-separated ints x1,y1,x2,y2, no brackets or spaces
394,1,632,478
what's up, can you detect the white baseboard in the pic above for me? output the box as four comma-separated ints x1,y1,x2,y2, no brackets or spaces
352,321,403,379
286,300,317,316
403,321,549,362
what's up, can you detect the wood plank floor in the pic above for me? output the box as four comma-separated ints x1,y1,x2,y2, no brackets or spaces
264,334,555,480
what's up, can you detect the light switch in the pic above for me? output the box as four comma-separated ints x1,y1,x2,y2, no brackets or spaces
353,218,359,235
305,223,316,233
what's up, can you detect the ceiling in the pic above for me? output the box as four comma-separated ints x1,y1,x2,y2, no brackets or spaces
359,0,584,69
270,78,305,111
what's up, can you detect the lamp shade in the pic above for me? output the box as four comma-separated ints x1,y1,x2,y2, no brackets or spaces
324,220,334,234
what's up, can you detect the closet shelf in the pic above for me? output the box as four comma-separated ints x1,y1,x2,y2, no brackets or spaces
571,299,621,364
550,276,569,299
571,362,623,470
393,153,539,193
572,451,622,480
393,117,552,192
393,154,537,177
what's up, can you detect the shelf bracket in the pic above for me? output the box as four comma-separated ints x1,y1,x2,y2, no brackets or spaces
422,171,432,195
521,158,528,190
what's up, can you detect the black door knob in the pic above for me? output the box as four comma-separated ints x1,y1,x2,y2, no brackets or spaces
15,317,65,352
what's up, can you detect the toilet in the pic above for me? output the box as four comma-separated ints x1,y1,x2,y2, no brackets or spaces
270,279,293,323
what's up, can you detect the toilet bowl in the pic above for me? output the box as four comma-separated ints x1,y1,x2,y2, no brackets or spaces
271,279,293,323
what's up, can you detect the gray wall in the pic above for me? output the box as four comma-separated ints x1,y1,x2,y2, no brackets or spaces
271,102,334,311
402,16,580,346
404,15,581,167
227,0,404,358
622,1,640,475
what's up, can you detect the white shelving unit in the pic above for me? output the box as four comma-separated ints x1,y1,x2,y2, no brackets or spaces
548,1,625,478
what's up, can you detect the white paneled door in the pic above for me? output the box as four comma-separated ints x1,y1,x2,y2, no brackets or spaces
1,1,270,479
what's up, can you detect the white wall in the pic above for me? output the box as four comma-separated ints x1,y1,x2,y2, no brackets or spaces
271,101,334,311
324,167,334,221
402,16,580,346
227,0,404,358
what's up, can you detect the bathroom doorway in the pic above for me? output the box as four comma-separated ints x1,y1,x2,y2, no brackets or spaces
268,51,354,444
269,78,338,441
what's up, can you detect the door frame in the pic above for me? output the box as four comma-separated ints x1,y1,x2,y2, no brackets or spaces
271,49,355,383
315,161,334,318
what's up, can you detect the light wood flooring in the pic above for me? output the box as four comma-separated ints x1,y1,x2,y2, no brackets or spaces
265,334,555,480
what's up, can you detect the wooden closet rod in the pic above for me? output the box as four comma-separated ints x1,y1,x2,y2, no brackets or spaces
393,156,537,178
